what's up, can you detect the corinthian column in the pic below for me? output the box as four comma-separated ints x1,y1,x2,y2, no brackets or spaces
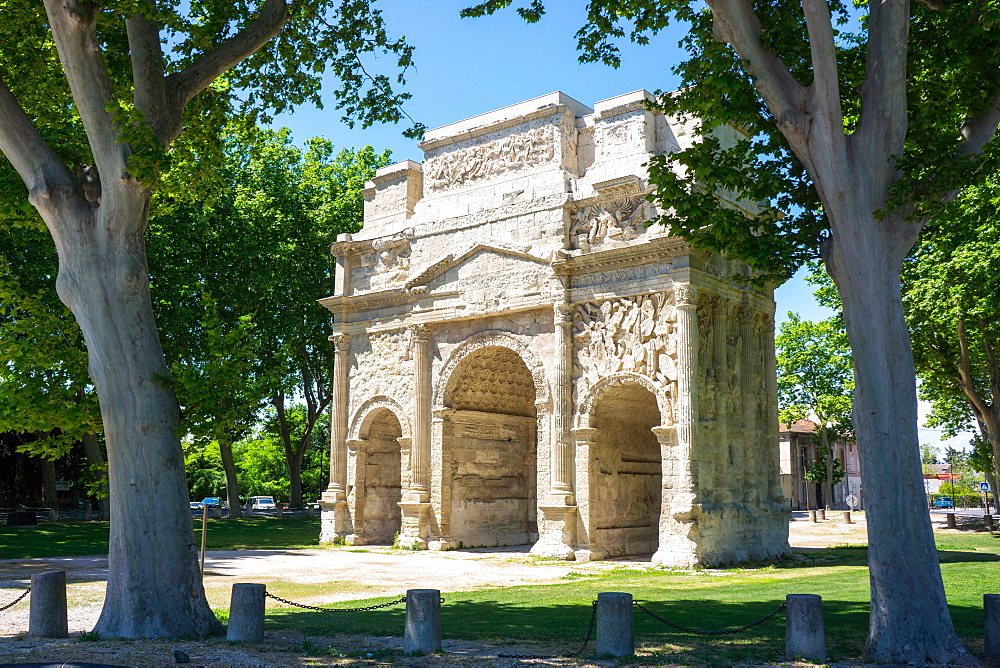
406,325,431,502
327,333,350,498
550,302,575,502
674,284,699,500
320,333,351,543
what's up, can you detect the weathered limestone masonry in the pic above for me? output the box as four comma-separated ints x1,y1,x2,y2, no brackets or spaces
318,90,790,566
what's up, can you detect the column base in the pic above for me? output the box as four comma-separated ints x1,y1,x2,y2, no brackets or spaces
530,504,577,560
397,501,431,549
427,538,456,551
319,496,351,544
573,548,608,562
651,543,699,569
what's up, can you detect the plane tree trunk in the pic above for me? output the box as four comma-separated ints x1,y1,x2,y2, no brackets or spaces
0,0,288,637
826,208,972,662
219,439,242,519
52,187,220,638
81,432,110,521
705,0,981,656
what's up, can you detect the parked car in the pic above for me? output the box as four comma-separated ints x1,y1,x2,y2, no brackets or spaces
200,497,228,509
934,497,954,508
249,496,277,510
189,501,203,511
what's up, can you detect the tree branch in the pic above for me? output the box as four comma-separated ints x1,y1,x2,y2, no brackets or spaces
855,0,910,161
979,317,1000,407
164,0,289,135
957,319,991,419
0,75,81,216
126,5,170,143
706,0,810,141
42,0,127,178
958,92,1000,157
801,0,843,130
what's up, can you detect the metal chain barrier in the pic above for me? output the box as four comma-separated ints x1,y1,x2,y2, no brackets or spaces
264,591,408,612
633,600,786,636
499,599,598,660
0,588,29,613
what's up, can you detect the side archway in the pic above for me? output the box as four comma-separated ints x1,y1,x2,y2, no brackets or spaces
350,396,412,441
579,376,665,557
576,372,672,428
348,399,408,545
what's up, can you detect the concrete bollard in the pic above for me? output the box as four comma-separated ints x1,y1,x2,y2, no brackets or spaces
83,506,92,522
595,592,633,658
843,510,852,524
227,583,266,643
785,594,825,663
306,505,315,518
986,515,995,530
986,594,1000,658
48,507,58,522
276,503,284,519
947,512,957,529
809,510,817,523
403,589,441,655
213,506,223,519
818,508,826,521
29,571,68,638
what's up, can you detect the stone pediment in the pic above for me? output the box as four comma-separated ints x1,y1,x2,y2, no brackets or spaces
404,243,551,290
404,243,556,311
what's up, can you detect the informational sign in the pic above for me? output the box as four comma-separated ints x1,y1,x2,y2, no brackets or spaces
981,482,991,492
846,494,859,509
54,480,70,491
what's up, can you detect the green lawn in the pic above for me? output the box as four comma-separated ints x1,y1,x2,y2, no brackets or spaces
2,519,999,663
0,516,322,559
261,535,1000,664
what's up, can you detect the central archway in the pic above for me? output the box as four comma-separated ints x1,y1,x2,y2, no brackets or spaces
442,345,538,547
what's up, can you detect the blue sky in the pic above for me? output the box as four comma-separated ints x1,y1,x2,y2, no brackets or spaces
272,0,973,453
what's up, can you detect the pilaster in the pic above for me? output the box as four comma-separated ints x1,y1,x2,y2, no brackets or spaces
571,426,607,561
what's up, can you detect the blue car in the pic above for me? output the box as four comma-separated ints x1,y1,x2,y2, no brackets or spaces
934,497,954,509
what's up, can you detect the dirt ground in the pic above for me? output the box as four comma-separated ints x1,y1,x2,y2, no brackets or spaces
0,510,949,666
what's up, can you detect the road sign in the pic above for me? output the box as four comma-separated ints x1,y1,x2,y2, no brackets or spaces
846,494,859,509
981,482,991,492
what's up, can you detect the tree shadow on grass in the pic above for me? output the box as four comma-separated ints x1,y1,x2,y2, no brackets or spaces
767,544,1000,570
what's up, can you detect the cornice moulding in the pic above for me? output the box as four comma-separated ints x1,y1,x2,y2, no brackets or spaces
417,104,567,152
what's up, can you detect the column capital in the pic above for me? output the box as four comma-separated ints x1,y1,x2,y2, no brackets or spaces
736,303,755,326
675,284,698,307
554,302,575,324
410,323,431,342
329,332,351,351
650,425,676,445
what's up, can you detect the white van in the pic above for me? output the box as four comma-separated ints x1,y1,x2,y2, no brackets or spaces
250,496,277,510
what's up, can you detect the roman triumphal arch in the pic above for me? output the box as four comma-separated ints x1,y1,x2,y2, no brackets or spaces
318,90,790,566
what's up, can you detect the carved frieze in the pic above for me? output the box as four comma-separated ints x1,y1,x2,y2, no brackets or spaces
572,292,678,410
349,330,414,419
424,125,556,192
570,196,655,251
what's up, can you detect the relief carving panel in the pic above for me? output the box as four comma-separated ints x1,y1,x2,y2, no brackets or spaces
572,292,678,409
349,330,414,419
570,196,655,251
424,124,556,192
